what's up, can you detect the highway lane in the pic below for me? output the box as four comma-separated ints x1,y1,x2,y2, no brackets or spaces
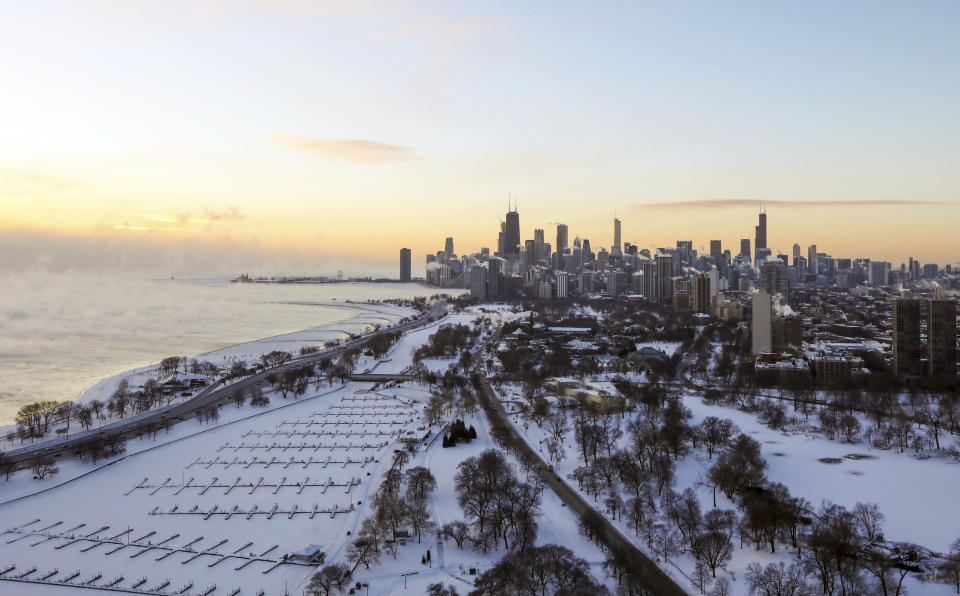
5,303,447,469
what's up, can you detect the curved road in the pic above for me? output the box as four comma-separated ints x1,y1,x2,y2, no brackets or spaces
5,303,447,470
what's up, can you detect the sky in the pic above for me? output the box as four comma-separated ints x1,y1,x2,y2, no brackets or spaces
1,0,959,275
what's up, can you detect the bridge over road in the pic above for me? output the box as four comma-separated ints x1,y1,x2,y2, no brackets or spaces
344,373,416,382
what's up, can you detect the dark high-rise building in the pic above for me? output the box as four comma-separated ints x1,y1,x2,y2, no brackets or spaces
613,218,622,255
470,265,487,300
444,237,454,255
928,296,957,376
694,274,711,314
399,248,412,282
754,211,767,261
556,223,568,255
710,240,721,260
893,297,922,376
740,238,751,258
676,240,693,264
656,252,674,306
487,257,505,298
524,240,536,268
503,206,521,257
533,228,545,263
808,245,818,276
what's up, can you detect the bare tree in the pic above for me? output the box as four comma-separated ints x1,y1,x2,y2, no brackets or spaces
31,456,58,480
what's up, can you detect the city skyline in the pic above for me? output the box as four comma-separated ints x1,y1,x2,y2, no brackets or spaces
2,1,960,273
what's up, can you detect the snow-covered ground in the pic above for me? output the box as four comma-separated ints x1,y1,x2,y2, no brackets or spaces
0,308,615,595
500,381,959,595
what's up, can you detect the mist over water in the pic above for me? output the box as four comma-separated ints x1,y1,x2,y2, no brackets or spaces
0,272,436,426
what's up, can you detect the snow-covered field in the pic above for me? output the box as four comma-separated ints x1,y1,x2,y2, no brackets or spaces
0,308,615,595
501,382,959,595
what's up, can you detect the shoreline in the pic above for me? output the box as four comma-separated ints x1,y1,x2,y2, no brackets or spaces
0,300,418,434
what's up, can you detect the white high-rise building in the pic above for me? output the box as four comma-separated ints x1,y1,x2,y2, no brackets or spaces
752,290,773,354
555,271,569,299
641,259,657,301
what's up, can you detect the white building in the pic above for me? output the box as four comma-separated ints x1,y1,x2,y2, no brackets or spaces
752,290,773,354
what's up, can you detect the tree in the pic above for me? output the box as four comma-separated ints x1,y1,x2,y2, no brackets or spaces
527,397,551,428
31,456,58,480
700,417,738,460
937,538,960,594
441,521,470,548
804,502,862,596
346,536,380,572
426,583,460,596
307,563,351,596
546,412,568,443
160,356,182,376
692,509,737,577
578,509,606,546
455,449,512,534
745,562,808,596
391,449,411,472
709,433,767,500
0,455,15,481
407,498,436,543
405,466,437,502
469,544,604,596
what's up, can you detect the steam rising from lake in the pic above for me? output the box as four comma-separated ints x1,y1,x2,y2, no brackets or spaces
0,272,435,425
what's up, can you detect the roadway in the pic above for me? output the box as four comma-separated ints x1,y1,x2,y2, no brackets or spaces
472,332,688,595
5,302,446,470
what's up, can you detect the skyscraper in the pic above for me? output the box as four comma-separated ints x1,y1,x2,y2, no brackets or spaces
710,240,722,260
656,252,674,306
533,228,545,263
752,290,773,354
760,259,789,296
399,248,412,282
792,243,801,265
928,293,957,376
807,245,818,277
694,274,711,314
754,211,767,261
444,237,454,255
470,265,487,300
556,223,568,255
613,218,622,255
893,297,922,376
641,259,657,302
740,238,751,258
503,205,521,258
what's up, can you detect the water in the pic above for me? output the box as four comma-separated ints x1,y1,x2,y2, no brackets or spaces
0,272,437,426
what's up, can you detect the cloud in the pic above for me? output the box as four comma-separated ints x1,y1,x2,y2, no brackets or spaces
0,170,76,195
630,198,946,211
204,205,246,222
266,133,419,163
0,226,398,277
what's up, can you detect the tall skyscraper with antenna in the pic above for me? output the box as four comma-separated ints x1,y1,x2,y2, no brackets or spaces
613,217,622,255
503,199,521,258
754,207,767,261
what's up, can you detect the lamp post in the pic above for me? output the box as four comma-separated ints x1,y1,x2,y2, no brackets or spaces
400,571,418,589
